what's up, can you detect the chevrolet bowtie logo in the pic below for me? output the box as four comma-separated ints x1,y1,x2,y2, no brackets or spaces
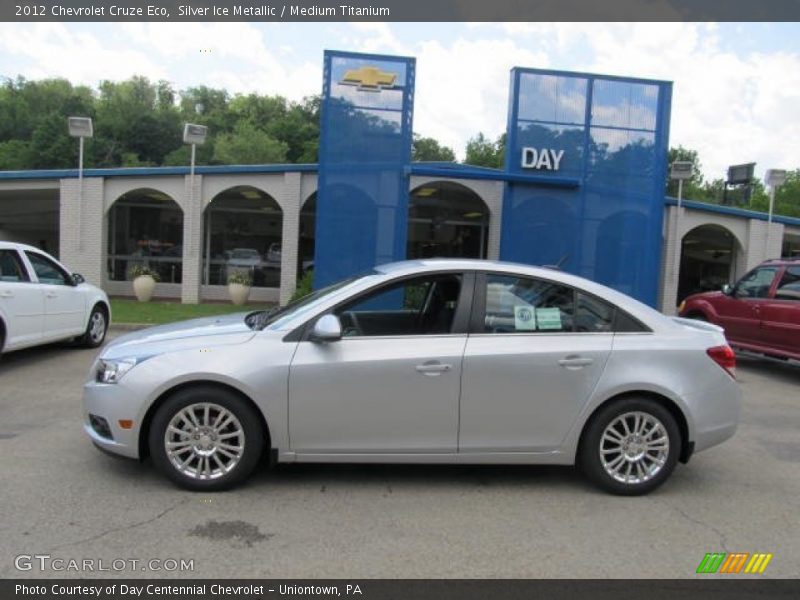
340,66,397,92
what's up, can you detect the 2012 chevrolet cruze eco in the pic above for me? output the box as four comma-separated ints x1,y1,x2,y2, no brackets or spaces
83,259,741,495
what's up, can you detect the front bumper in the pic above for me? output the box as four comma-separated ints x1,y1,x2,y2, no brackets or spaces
83,381,144,460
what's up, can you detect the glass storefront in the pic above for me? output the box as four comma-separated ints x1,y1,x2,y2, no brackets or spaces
202,186,283,288
107,189,184,283
407,181,489,260
298,193,316,277
678,224,740,302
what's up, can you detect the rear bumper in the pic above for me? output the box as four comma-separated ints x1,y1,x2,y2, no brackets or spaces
685,380,742,454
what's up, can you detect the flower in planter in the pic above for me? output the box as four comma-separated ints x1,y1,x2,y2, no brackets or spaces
227,270,253,286
130,265,161,281
130,265,160,303
227,271,252,306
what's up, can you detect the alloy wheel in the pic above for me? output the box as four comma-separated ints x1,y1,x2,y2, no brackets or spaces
164,402,245,480
599,411,669,485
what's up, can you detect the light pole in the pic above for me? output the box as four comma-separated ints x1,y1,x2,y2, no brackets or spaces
669,161,693,298
183,123,208,281
68,116,93,251
764,169,787,258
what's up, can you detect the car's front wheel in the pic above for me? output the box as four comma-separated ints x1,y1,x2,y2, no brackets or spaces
149,386,265,491
579,397,680,495
79,304,108,348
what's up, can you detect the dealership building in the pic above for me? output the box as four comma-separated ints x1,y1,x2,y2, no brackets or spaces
1,51,798,313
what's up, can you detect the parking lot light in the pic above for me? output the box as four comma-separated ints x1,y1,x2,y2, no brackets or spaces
68,116,93,251
764,169,787,257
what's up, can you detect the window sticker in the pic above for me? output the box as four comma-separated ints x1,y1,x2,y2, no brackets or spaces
535,307,563,330
514,305,537,331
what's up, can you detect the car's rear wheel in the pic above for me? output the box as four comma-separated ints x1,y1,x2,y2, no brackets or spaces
579,397,680,495
79,304,108,348
149,386,264,491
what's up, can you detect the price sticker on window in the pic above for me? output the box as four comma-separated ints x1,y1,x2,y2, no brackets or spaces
535,307,563,330
514,305,537,331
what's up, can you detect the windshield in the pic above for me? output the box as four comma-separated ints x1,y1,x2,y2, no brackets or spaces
245,270,379,331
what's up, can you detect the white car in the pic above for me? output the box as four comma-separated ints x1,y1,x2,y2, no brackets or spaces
0,242,110,355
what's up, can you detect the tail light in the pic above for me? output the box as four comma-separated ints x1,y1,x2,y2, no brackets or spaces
707,345,736,379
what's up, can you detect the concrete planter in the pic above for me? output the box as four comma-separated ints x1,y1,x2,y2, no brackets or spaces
228,282,251,306
132,275,156,303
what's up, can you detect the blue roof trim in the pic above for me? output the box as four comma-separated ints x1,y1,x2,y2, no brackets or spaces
666,197,800,228
0,163,318,180
409,164,580,187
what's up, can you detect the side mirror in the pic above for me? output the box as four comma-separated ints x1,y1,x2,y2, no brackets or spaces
311,314,342,342
721,283,733,296
70,273,85,286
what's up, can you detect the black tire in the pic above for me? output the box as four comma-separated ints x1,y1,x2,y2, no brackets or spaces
579,397,681,496
79,304,108,348
687,312,707,322
149,386,265,491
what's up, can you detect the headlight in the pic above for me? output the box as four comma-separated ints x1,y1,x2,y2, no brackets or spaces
96,358,138,384
678,300,686,314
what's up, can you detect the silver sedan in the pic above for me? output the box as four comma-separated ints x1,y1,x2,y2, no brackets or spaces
83,259,741,495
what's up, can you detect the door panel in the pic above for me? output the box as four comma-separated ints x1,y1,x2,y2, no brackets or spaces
289,336,466,453
759,267,800,356
717,266,780,345
0,249,44,349
460,334,612,452
24,251,86,340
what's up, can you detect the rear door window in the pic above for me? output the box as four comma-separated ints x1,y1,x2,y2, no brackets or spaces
483,274,574,333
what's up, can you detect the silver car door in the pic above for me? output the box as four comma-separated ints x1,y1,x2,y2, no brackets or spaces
459,273,613,453
288,273,470,454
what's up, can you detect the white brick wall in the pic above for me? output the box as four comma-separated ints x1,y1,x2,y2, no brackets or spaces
278,172,302,305
59,177,105,287
181,174,203,304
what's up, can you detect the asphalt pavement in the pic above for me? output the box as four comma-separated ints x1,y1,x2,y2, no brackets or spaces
1,334,798,578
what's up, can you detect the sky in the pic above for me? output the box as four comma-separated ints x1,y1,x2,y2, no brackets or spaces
0,22,798,181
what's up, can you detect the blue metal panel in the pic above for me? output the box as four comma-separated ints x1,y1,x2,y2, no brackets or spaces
314,50,415,288
500,67,672,306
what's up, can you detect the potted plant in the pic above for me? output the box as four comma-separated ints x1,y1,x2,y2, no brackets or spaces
130,265,160,303
227,270,253,306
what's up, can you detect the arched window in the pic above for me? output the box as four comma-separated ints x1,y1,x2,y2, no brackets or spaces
678,224,742,303
107,188,183,283
202,186,283,288
408,181,489,259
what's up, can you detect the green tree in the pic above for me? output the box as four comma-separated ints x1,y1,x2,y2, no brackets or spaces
464,132,504,168
93,77,181,167
212,122,288,164
412,135,455,162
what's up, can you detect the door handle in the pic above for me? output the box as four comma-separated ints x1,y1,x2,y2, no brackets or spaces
0,291,12,298
558,356,594,369
45,292,58,298
415,362,452,376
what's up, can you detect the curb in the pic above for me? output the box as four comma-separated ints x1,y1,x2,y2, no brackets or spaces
109,323,151,332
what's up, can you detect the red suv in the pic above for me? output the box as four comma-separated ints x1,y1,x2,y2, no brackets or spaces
679,259,800,362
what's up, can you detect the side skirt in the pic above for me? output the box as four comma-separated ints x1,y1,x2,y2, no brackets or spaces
278,450,572,466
